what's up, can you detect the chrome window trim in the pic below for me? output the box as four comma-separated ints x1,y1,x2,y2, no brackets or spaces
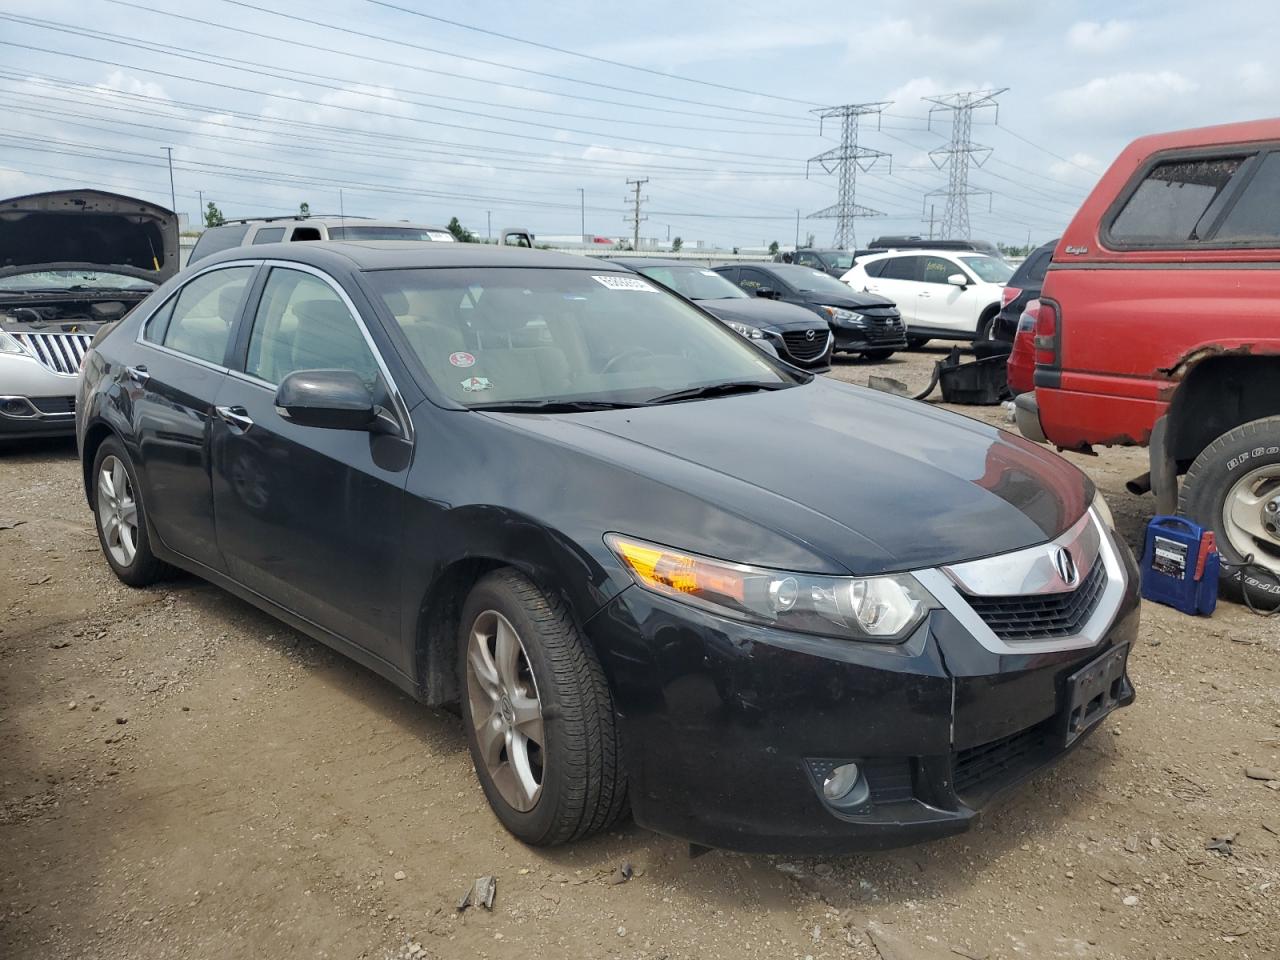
245,260,415,444
914,508,1127,656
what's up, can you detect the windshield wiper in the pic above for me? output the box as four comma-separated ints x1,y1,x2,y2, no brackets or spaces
468,399,646,413
647,380,791,404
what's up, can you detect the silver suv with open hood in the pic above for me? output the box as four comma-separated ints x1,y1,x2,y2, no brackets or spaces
0,190,178,440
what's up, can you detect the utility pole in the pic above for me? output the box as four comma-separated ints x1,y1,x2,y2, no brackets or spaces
339,188,345,227
164,147,176,214
794,209,800,251
928,204,936,240
805,102,890,249
922,89,1007,240
624,177,648,251
578,187,585,239
486,210,491,241
197,189,204,227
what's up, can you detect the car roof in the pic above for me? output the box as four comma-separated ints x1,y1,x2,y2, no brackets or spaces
609,258,709,269
194,239,611,272
859,248,991,260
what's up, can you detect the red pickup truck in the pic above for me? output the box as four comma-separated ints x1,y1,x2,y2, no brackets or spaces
1015,118,1280,606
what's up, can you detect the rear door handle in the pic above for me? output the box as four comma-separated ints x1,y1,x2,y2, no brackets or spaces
215,405,254,432
125,364,150,384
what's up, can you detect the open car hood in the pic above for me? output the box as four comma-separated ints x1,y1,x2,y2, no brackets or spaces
0,190,180,284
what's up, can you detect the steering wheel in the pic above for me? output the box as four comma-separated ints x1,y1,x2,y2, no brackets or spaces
602,346,657,374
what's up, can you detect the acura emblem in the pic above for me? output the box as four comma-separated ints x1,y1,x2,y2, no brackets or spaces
1053,547,1079,587
805,329,817,341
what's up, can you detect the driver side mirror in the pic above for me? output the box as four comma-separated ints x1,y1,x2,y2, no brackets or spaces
755,286,779,299
947,273,969,288
275,369,399,435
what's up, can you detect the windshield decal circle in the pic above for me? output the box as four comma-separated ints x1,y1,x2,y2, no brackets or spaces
449,351,476,368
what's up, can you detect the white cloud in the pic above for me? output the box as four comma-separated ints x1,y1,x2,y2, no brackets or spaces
1066,20,1135,54
95,70,169,102
1050,71,1198,126
1048,153,1104,184
1235,61,1274,97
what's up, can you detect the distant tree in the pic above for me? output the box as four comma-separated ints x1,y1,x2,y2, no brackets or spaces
447,216,477,243
204,202,225,227
732,246,739,255
671,236,683,252
768,240,780,256
299,201,311,218
997,241,1034,258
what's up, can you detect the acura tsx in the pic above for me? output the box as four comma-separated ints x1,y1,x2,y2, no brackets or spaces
76,241,1138,853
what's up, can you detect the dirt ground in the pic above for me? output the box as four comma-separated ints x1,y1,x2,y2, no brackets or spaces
2,345,1278,960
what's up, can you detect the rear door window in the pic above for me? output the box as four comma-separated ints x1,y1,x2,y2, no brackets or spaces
148,266,254,366
878,256,921,281
188,224,251,263
1109,156,1249,244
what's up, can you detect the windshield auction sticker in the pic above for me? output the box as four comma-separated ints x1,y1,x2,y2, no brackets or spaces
592,275,657,292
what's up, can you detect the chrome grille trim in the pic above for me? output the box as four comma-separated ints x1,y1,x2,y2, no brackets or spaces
12,332,93,375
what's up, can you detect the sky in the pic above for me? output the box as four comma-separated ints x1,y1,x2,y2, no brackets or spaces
0,0,1276,250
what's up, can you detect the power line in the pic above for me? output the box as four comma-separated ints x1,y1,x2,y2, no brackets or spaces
365,0,823,108
995,124,1102,175
922,88,1008,239
805,102,891,249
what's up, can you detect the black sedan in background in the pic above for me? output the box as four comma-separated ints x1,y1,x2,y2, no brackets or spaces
714,262,907,360
77,241,1137,854
994,239,1056,342
609,258,832,371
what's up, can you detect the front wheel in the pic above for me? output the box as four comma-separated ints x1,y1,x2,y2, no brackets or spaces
91,437,172,587
459,569,627,845
1178,416,1280,609
860,348,896,361
907,336,930,350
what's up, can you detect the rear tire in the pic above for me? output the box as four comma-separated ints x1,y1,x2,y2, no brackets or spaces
458,569,627,845
1178,416,1280,610
861,348,896,361
91,437,172,587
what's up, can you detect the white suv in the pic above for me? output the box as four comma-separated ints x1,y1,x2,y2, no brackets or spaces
841,249,1013,345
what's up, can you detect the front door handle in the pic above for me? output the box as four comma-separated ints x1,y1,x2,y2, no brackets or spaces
919,292,932,299
215,405,254,432
125,364,150,384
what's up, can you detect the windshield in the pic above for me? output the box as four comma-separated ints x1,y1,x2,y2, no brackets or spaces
771,264,856,297
0,270,156,292
822,253,855,270
366,267,793,407
959,256,1014,283
634,265,747,300
327,225,455,241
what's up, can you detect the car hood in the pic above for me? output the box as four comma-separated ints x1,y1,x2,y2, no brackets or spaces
796,288,895,311
0,190,180,285
486,377,1092,575
695,297,825,331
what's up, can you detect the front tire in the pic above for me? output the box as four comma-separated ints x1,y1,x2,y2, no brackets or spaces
907,336,930,350
458,569,627,845
91,437,172,587
861,348,896,362
1178,416,1280,609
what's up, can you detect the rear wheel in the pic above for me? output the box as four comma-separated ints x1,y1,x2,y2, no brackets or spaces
91,438,172,587
459,569,627,845
861,348,896,362
1178,416,1280,610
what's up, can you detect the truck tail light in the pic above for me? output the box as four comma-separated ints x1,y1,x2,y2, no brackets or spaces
1033,300,1058,367
1001,285,1021,307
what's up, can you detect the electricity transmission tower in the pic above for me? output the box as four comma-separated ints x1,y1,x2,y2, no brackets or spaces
805,102,890,249
624,177,649,250
922,89,1007,240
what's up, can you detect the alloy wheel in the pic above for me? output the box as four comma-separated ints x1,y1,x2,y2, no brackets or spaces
465,609,545,812
1222,463,1280,574
97,455,139,568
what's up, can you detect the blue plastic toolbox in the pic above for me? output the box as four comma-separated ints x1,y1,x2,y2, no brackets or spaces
1140,515,1219,616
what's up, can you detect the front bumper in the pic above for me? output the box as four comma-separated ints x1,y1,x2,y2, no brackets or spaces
586,519,1139,854
0,394,77,438
830,316,908,353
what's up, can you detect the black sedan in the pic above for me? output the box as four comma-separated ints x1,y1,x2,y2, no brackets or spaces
994,239,1056,343
609,258,832,370
77,241,1137,854
714,262,907,360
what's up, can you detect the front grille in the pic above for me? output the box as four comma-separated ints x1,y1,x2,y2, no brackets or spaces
29,396,76,415
863,315,906,343
781,329,829,361
965,557,1107,642
12,332,93,375
953,718,1054,797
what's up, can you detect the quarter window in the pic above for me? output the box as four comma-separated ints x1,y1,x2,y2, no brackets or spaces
147,266,253,365
1212,151,1280,242
244,268,379,386
1110,156,1248,244
252,227,286,244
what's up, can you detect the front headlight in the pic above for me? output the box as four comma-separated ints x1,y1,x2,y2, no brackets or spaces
822,306,864,324
726,320,766,340
607,534,937,642
1091,490,1116,530
0,331,32,356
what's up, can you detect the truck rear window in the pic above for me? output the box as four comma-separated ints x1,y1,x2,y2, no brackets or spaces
1110,157,1246,244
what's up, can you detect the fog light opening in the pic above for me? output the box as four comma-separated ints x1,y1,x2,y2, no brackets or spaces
822,762,861,801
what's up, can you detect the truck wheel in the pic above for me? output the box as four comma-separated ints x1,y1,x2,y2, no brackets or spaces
458,569,627,845
1178,416,1280,609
